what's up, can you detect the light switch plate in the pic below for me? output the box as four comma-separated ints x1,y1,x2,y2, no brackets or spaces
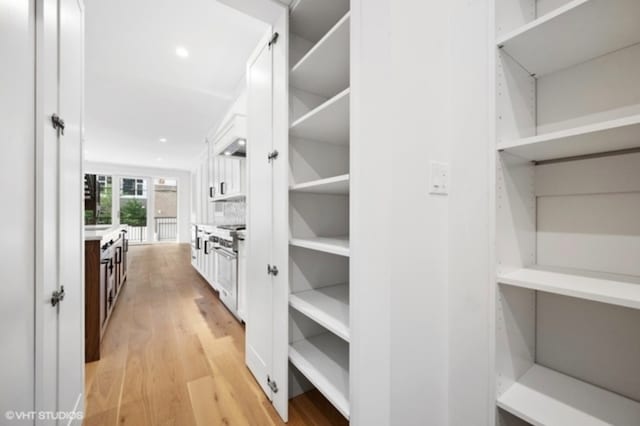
429,161,449,195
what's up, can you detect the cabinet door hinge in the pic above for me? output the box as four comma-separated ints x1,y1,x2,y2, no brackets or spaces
51,285,65,307
267,150,279,163
51,114,65,135
267,264,279,276
268,32,279,49
267,376,279,393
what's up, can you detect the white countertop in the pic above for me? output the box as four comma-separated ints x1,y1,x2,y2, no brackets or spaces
84,225,128,242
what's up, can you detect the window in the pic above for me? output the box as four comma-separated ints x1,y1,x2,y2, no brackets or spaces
84,174,113,225
121,178,147,198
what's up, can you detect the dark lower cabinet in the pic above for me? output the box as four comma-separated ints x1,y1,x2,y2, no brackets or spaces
85,230,128,362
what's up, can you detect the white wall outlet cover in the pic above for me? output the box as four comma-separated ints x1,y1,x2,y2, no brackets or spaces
429,161,449,195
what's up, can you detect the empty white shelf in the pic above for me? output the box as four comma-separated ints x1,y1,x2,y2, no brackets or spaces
290,284,349,341
498,364,640,426
212,193,246,202
498,267,640,310
498,113,640,161
289,332,350,419
290,236,349,257
290,0,350,43
290,13,350,98
290,174,349,195
290,88,350,145
497,0,640,76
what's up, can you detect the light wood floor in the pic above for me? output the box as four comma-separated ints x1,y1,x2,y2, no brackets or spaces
84,243,348,426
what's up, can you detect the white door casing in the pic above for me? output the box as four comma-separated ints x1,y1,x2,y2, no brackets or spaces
57,0,85,419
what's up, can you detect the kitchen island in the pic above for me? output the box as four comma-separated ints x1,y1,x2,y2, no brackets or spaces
85,225,128,362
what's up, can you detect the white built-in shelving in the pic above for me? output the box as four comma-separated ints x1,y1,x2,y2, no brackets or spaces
286,0,351,420
289,236,349,257
290,13,350,98
290,88,350,145
493,0,640,424
498,113,640,161
498,267,640,310
497,0,640,76
289,0,350,43
289,333,350,419
290,174,349,195
290,284,350,341
498,364,640,426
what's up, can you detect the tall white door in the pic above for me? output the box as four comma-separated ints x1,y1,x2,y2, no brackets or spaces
35,0,84,423
246,34,275,400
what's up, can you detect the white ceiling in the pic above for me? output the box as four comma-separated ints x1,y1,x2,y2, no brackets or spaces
84,0,267,170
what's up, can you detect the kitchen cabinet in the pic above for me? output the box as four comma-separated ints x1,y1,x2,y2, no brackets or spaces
211,156,244,200
85,226,129,362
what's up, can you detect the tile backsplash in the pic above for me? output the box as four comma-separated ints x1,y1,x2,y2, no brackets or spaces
214,201,246,225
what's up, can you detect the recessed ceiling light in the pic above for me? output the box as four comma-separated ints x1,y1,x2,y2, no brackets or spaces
224,151,232,156
156,157,163,161
159,138,167,143
175,46,189,58
238,139,246,146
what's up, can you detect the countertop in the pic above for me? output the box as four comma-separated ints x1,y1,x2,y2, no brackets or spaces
85,225,128,242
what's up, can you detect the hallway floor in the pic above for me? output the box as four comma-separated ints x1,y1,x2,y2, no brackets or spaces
84,244,347,426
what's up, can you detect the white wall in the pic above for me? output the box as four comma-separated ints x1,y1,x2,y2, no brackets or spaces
447,1,492,425
352,1,491,425
388,2,450,425
84,161,192,243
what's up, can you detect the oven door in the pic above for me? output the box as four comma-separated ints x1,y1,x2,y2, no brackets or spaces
215,248,238,313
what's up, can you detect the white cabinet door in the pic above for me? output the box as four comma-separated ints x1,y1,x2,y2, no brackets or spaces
200,157,208,223
228,158,242,195
246,35,275,401
237,239,247,321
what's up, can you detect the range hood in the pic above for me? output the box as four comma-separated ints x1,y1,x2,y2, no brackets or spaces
211,114,247,158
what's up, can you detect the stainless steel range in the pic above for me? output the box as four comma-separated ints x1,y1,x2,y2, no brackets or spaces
210,225,245,319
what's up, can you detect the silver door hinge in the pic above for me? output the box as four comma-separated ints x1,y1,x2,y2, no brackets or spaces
267,150,279,162
51,286,65,307
268,32,279,49
267,376,278,393
51,114,65,135
267,264,279,276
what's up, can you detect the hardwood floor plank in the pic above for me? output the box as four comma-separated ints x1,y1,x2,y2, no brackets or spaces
187,375,251,426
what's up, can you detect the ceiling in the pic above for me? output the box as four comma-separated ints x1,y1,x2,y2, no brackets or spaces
84,0,267,170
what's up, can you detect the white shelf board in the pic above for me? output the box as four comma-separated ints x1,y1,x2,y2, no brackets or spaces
498,113,640,161
289,332,349,419
498,364,640,426
290,284,349,341
497,0,640,76
212,193,246,202
290,89,350,145
290,236,350,257
290,0,350,43
290,174,349,195
290,12,350,98
498,267,640,310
